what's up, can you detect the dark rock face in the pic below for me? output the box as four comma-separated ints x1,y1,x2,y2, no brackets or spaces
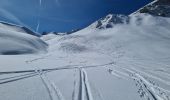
154,0,170,5
94,14,129,29
139,0,170,17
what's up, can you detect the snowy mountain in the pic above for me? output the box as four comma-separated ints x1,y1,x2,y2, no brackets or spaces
42,14,129,36
40,13,170,100
88,14,129,29
0,21,41,37
0,22,48,55
133,0,170,17
0,0,170,100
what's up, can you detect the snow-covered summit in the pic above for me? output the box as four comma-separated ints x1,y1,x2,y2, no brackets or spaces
88,14,129,29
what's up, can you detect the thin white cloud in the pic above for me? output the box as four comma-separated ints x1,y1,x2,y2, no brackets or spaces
36,20,40,32
0,8,24,25
39,0,42,6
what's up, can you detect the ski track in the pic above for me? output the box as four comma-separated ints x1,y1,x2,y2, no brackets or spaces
72,69,78,100
82,69,94,100
0,72,36,81
39,72,65,100
0,72,38,85
89,80,104,100
25,55,51,63
77,68,93,100
118,66,170,100
117,61,170,86
103,62,170,100
0,62,115,75
0,59,169,100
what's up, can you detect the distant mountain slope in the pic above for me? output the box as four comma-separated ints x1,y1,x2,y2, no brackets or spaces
133,0,170,17
0,21,41,37
0,23,48,55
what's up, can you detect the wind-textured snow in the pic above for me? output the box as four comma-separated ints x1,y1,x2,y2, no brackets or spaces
0,13,170,100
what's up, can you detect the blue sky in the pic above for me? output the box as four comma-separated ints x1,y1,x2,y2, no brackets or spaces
0,0,151,33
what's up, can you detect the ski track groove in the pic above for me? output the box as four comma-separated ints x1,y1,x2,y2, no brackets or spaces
2,59,170,100
0,62,115,75
0,72,38,85
129,62,170,85
51,82,65,100
39,72,65,100
0,72,36,81
39,73,53,100
25,55,51,64
72,69,78,100
78,68,83,100
89,80,104,100
78,68,93,100
82,69,94,100
118,61,170,86
116,65,170,100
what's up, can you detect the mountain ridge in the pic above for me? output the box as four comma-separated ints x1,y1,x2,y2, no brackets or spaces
0,21,41,37
132,0,170,17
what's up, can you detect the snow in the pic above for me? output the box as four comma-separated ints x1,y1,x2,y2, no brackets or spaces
0,13,170,100
0,22,40,36
0,22,48,55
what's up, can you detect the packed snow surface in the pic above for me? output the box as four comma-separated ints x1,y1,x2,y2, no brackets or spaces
0,14,170,100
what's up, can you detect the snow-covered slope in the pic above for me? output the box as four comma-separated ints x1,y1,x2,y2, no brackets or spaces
0,24,48,55
0,1,170,100
132,0,170,17
40,14,170,100
47,13,170,59
0,21,41,37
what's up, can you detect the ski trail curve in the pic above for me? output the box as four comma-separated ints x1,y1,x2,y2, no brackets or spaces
82,69,94,100
119,67,170,100
51,82,65,100
39,72,65,100
89,81,104,100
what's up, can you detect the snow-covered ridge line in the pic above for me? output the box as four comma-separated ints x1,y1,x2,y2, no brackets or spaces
0,28,47,55
86,14,129,30
130,0,170,17
130,0,159,16
0,21,40,37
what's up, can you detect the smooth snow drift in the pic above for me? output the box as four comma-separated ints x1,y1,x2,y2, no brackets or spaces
0,22,47,55
0,22,40,36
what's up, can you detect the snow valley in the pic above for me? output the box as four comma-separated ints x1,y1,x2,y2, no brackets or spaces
0,0,170,100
